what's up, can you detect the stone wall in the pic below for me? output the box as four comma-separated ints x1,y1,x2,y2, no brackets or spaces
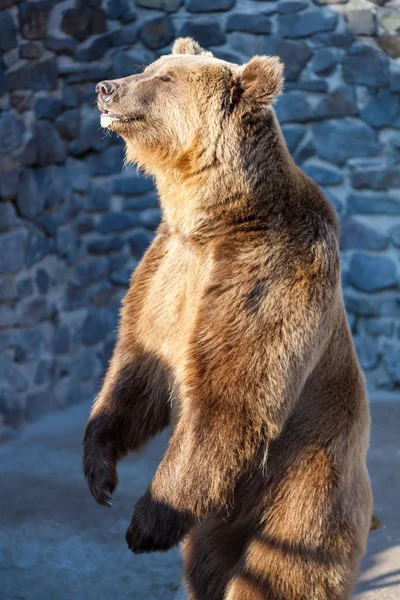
0,0,399,440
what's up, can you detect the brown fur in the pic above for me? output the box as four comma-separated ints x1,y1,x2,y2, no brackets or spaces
84,39,372,599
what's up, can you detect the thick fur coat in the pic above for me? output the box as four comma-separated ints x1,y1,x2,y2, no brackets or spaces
84,38,372,600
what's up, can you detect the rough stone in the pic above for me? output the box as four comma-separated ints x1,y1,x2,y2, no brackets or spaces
0,355,28,393
88,146,125,176
89,281,116,306
35,268,50,294
88,237,124,255
8,57,58,91
314,85,357,119
26,121,67,166
226,13,271,34
61,7,106,42
0,276,17,302
74,257,109,287
111,48,153,78
275,91,313,123
34,97,63,120
366,318,393,337
355,336,378,371
52,325,70,355
343,43,390,88
15,330,45,362
383,346,400,385
279,10,338,38
348,193,400,215
16,169,45,219
71,353,99,381
84,185,110,212
312,31,355,48
76,33,114,62
0,12,17,52
140,16,175,50
303,160,343,185
188,0,234,11
350,158,400,190
311,48,341,74
17,278,33,300
313,119,381,165
346,10,376,36
340,218,388,251
19,1,50,40
56,225,78,263
113,173,154,195
67,158,90,192
97,212,140,235
79,310,109,345
128,229,154,258
111,24,139,47
44,36,77,56
135,0,182,11
348,253,397,292
0,111,24,154
0,203,17,233
360,91,400,129
0,230,27,274
281,125,306,152
378,34,400,60
106,0,135,20
139,208,161,229
20,42,42,60
55,109,79,140
35,165,71,209
277,1,308,13
180,20,225,47
25,225,51,267
25,391,52,422
0,157,20,201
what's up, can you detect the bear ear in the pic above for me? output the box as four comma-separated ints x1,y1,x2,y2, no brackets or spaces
239,56,284,104
172,37,214,57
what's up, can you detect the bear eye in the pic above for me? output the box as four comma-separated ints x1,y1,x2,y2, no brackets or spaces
158,75,172,83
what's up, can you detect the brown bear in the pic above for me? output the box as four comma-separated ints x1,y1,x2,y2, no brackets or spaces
83,38,372,600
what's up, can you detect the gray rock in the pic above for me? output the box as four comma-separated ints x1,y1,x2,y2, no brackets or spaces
17,169,45,219
366,318,393,337
0,230,27,274
226,13,271,34
34,97,62,120
0,355,28,393
135,0,182,11
76,32,114,62
0,111,25,154
17,278,33,299
312,31,355,48
71,353,99,381
25,224,51,267
35,268,50,294
67,159,90,192
26,121,67,166
80,310,109,345
303,160,343,185
314,85,357,119
277,1,308,13
275,91,313,123
346,10,376,36
139,208,161,229
88,146,125,176
180,20,225,47
350,158,400,190
378,34,400,60
140,16,175,50
70,114,106,155
0,157,20,200
19,41,42,60
311,48,341,74
111,24,139,47
0,203,17,233
88,236,124,254
113,173,154,195
74,257,109,287
285,80,328,92
360,90,400,129
61,6,106,42
342,43,389,88
0,276,17,301
281,124,306,152
19,1,50,40
8,57,58,91
313,118,381,165
111,48,153,78
56,225,78,263
18,298,50,326
355,336,378,370
0,305,15,328
279,9,337,38
89,281,116,306
15,329,45,362
55,109,80,140
44,36,77,56
348,253,397,292
128,228,154,258
348,193,400,215
0,387,24,428
97,212,141,234
383,346,400,385
0,11,17,52
84,185,110,212
111,266,133,286
53,326,70,355
390,225,400,247
36,165,71,210
188,0,234,10
340,217,388,251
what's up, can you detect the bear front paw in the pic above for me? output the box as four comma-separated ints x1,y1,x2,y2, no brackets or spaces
126,490,192,554
83,419,119,507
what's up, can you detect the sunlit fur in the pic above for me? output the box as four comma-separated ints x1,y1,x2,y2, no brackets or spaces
84,38,372,600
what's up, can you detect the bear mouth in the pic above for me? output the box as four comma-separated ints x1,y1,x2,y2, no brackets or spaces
100,110,143,128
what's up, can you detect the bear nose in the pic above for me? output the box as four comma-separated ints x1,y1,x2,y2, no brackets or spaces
95,80,116,100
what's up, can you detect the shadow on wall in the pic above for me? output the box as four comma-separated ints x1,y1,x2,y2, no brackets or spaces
0,0,399,438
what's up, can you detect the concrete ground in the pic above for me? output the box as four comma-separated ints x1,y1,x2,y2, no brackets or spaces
0,400,399,600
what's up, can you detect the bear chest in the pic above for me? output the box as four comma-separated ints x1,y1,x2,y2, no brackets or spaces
137,237,213,383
